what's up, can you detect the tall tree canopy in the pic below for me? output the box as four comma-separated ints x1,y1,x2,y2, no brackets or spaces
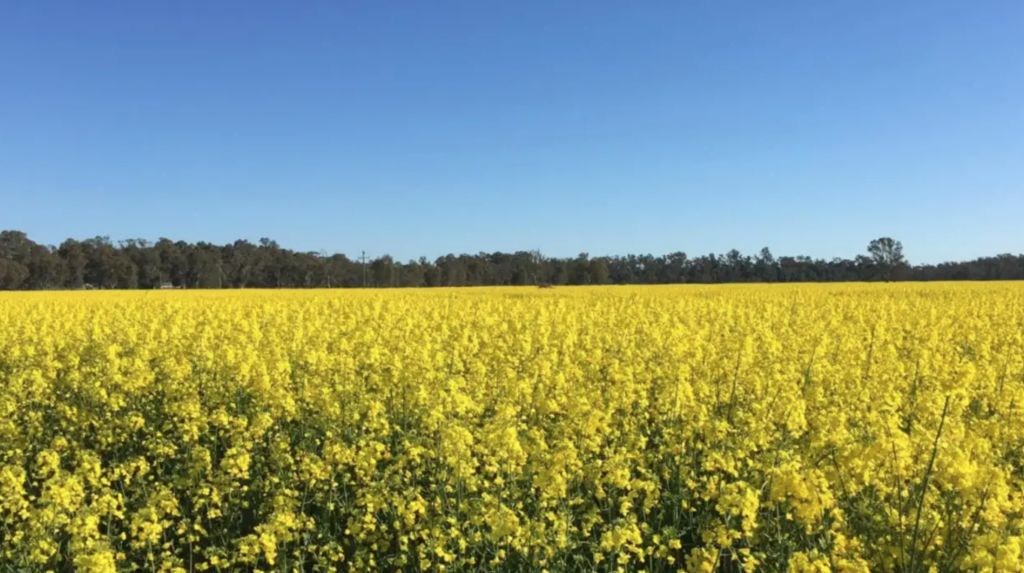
0,231,1022,289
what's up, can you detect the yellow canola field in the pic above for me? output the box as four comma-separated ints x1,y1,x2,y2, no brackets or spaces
1,284,1023,572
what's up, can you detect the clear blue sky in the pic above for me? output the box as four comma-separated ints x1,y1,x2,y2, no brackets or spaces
2,1,1022,263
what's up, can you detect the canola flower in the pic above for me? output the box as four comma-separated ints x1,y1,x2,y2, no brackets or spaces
0,283,1022,572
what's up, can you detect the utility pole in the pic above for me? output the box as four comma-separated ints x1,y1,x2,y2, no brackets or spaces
361,250,368,288
320,250,330,288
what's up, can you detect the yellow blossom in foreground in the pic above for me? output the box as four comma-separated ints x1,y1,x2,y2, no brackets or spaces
0,283,1023,571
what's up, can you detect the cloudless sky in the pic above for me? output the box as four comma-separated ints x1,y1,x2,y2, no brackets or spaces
2,1,1022,263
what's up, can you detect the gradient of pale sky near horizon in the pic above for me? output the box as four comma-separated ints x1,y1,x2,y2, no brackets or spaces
2,1,1022,264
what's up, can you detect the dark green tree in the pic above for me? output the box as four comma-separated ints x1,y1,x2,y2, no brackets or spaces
867,237,907,281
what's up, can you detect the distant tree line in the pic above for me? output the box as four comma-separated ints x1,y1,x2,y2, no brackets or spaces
0,230,1021,290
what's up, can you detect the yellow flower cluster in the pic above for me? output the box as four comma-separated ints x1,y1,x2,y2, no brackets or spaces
1,283,1022,572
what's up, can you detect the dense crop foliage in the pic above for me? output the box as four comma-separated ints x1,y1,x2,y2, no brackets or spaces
1,285,1023,572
